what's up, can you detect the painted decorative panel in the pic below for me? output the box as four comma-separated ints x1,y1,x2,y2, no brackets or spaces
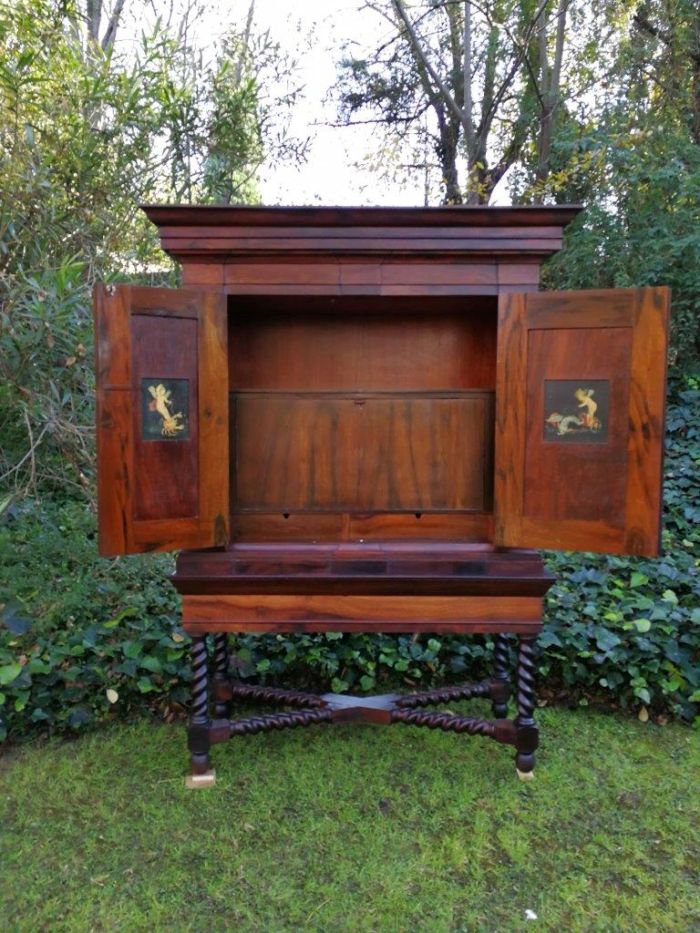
543,379,609,444
141,378,190,441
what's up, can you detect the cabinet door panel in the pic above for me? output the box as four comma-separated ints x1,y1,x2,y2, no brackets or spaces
494,288,669,555
94,285,228,555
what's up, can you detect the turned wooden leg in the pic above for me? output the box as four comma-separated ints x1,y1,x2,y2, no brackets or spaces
490,633,511,718
213,633,231,718
186,635,216,788
515,635,538,781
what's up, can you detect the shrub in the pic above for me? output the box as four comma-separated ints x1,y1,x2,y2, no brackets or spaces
0,374,698,743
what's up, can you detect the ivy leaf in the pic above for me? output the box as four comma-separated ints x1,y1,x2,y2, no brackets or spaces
0,663,22,686
594,627,622,653
633,618,652,633
1,603,32,635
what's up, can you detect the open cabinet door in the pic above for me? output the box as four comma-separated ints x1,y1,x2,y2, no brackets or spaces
494,287,669,556
94,285,228,555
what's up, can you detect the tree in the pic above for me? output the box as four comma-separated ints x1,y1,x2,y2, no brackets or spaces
534,1,700,365
0,0,307,498
334,0,581,203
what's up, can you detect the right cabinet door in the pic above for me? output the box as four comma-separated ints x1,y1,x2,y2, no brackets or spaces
494,287,670,556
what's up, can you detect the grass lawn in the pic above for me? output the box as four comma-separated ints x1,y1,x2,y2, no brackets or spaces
1,705,699,932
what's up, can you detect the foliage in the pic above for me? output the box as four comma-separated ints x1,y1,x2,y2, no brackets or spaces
333,0,623,203
0,373,698,743
0,0,305,499
529,0,700,365
1,712,699,929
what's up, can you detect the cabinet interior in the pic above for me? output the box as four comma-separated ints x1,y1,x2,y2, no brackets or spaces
228,295,497,542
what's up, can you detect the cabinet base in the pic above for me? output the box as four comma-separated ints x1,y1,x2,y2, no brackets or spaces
186,632,539,782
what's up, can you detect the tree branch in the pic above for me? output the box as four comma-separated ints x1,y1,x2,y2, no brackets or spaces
101,0,126,51
391,0,467,126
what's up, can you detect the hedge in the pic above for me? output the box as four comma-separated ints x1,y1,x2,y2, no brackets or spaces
0,374,698,742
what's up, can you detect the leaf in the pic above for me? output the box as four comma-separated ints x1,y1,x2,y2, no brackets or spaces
638,706,649,722
594,627,622,653
630,572,648,588
1,603,32,635
106,688,119,704
662,589,679,605
632,618,652,633
0,663,22,686
103,607,138,629
137,677,156,693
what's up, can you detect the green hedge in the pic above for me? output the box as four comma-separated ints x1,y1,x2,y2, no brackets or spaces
0,374,698,742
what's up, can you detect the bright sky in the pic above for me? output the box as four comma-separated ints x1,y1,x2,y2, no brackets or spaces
128,0,511,205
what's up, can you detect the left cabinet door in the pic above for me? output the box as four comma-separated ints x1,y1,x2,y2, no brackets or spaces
94,285,228,555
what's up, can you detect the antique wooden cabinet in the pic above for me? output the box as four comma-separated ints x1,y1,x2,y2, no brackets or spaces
94,205,670,787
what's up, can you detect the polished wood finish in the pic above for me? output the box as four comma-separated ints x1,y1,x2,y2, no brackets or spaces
181,593,543,634
145,204,581,297
173,541,553,596
229,510,494,542
228,305,497,391
228,301,497,535
186,628,538,778
90,204,672,780
233,392,493,512
94,285,229,555
494,287,669,556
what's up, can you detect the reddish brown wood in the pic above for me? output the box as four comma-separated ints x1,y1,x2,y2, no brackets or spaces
92,204,673,781
494,287,669,556
180,593,543,634
173,540,554,596
142,205,581,298
229,306,497,391
233,393,493,512
131,315,199,521
229,511,494,541
142,204,581,227
181,263,224,286
94,285,229,555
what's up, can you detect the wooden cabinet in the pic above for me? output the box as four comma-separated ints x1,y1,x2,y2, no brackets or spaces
94,206,670,785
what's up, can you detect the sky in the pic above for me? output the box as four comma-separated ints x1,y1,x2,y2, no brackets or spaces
126,0,511,206
214,0,427,205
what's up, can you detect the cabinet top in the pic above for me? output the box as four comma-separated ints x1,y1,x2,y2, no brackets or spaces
141,203,582,229
141,204,583,268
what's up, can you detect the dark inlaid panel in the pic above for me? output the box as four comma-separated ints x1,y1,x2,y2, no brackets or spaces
132,315,199,521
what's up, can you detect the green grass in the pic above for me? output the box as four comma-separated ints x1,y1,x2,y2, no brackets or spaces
1,706,699,932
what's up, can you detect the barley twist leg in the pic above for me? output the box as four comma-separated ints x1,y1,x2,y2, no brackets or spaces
491,633,511,718
188,635,212,777
213,633,231,717
515,635,538,780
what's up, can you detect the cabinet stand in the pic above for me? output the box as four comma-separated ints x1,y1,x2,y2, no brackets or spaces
186,632,538,788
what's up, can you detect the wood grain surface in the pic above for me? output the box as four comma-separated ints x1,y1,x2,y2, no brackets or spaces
94,285,228,555
494,287,669,555
181,593,544,634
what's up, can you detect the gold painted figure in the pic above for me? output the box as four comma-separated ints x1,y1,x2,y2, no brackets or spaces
148,383,185,437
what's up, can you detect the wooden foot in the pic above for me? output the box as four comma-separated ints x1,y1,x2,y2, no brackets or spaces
185,769,216,789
